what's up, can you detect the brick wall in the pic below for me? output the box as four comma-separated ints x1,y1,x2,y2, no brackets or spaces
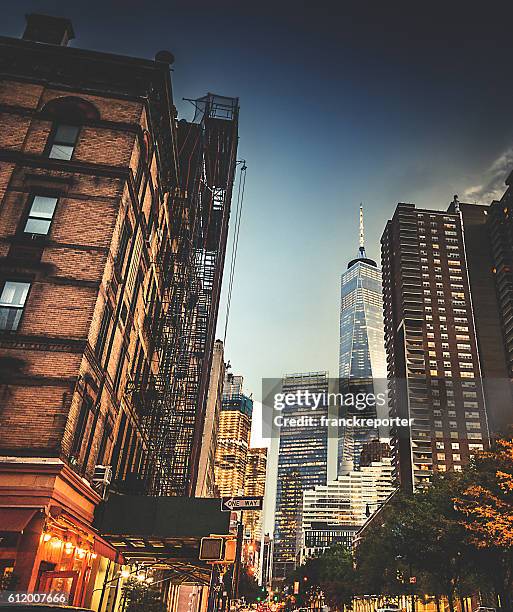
0,77,165,486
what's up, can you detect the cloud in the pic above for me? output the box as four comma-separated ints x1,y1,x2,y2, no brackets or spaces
463,147,513,203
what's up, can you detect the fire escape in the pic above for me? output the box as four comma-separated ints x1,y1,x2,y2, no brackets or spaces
142,94,239,496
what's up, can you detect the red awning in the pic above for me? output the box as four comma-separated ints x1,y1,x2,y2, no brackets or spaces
94,535,124,565
0,508,39,532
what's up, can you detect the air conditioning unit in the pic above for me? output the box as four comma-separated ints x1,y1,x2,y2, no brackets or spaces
92,465,113,486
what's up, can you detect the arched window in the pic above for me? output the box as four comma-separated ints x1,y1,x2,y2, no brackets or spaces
40,96,100,161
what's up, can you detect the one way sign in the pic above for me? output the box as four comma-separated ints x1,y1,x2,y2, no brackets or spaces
221,496,264,512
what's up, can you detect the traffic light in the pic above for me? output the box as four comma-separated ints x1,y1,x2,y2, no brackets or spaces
199,537,224,561
199,537,237,563
224,539,237,563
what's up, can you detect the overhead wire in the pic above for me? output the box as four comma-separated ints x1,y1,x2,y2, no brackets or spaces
223,161,247,344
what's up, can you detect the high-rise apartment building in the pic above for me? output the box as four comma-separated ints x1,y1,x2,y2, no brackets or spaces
214,372,253,496
0,13,238,601
482,177,513,433
488,192,513,379
272,372,329,581
338,207,387,472
244,447,267,542
449,200,513,434
381,202,489,490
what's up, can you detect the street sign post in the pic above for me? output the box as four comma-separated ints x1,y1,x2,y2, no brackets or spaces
221,496,263,512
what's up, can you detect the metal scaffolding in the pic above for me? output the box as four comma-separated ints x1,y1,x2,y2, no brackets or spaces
141,94,239,496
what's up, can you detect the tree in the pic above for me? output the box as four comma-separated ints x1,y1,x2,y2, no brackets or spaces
289,544,356,611
316,544,357,610
455,436,513,609
122,578,166,612
355,479,482,612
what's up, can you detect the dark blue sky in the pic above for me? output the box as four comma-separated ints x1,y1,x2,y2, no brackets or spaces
3,1,513,404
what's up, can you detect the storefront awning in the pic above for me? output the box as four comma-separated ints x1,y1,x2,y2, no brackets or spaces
93,495,231,582
94,495,230,539
0,507,40,532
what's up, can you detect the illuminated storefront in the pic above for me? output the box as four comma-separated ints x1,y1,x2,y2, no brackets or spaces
0,458,121,607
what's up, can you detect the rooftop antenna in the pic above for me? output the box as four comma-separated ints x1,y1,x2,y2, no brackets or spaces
358,203,366,258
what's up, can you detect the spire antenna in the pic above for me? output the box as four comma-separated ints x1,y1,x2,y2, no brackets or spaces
358,203,366,258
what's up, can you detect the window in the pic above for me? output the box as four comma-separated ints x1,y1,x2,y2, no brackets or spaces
95,303,112,360
71,395,93,458
96,420,113,466
0,281,30,331
117,220,132,269
466,422,481,430
24,195,58,235
48,124,80,160
469,443,483,451
114,344,127,393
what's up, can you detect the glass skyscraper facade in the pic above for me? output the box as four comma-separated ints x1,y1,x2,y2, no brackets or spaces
272,372,329,582
338,208,387,473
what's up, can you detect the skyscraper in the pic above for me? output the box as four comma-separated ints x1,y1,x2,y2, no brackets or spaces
244,447,268,543
449,200,513,434
487,191,513,378
338,206,387,472
300,456,395,561
381,202,489,490
214,372,253,496
272,372,329,581
302,457,395,528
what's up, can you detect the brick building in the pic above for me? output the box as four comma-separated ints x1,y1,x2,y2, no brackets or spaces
0,14,238,605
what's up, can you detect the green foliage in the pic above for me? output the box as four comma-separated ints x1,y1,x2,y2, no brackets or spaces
289,544,356,610
355,475,483,612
